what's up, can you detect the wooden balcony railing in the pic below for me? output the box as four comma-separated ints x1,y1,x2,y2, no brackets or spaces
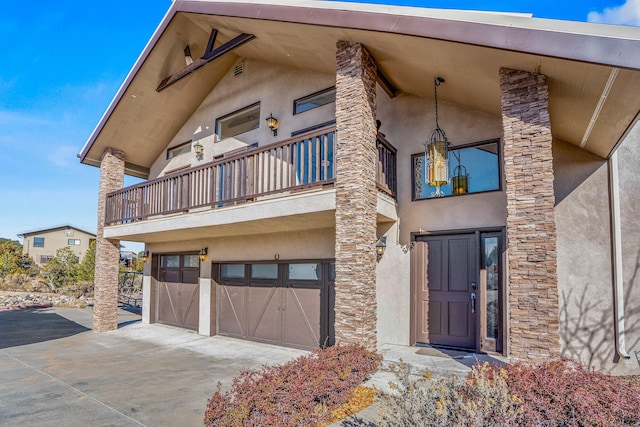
105,126,396,225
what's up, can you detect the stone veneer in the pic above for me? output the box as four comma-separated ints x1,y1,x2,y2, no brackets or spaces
334,41,378,350
93,147,125,332
500,68,560,361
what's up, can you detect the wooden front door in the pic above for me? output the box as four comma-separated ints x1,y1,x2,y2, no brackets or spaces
422,234,477,350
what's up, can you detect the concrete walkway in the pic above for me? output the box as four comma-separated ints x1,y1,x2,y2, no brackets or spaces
0,307,504,426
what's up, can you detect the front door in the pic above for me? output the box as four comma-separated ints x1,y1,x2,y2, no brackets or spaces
423,233,477,349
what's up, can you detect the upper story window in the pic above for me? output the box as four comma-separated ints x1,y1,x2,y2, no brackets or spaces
216,102,260,140
68,239,81,246
294,87,335,115
33,237,45,248
167,141,191,160
412,139,500,200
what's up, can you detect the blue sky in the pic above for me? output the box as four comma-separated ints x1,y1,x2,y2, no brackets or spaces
0,0,638,253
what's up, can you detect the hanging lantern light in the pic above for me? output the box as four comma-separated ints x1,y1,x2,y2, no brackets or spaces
424,76,450,197
451,151,469,195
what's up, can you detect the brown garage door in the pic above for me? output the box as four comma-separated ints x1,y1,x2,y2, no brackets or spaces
157,254,200,330
217,261,333,350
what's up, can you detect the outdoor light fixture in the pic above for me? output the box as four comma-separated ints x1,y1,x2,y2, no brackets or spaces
193,141,204,161
265,113,278,136
424,76,450,197
199,247,208,261
451,151,469,195
142,251,150,263
376,236,387,258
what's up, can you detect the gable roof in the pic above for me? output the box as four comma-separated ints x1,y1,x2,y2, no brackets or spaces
18,225,96,239
79,0,640,178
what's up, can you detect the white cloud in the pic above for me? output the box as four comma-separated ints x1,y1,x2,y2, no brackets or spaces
48,145,80,168
588,0,640,26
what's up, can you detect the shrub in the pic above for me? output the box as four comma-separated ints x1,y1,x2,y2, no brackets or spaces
504,357,640,426
203,344,381,427
377,361,522,427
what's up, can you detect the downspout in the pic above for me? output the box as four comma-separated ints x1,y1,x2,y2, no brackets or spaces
608,150,630,359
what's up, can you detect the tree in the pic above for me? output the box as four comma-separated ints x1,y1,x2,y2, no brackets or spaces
40,247,79,290
0,240,32,279
135,250,145,272
77,240,96,282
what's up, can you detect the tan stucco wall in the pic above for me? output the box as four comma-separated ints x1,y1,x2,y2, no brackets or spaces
616,121,640,375
146,228,335,267
553,138,640,374
149,58,336,179
376,89,506,244
374,87,504,347
22,228,95,265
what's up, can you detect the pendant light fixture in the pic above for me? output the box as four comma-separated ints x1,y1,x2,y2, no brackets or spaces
451,150,469,195
424,76,450,197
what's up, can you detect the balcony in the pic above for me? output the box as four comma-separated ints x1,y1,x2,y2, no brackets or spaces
103,126,397,241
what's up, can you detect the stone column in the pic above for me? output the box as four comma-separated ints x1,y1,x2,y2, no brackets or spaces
500,68,560,361
334,41,378,350
93,147,125,332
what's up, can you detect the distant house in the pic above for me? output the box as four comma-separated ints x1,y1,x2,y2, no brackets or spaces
120,250,138,268
18,225,96,266
79,0,640,375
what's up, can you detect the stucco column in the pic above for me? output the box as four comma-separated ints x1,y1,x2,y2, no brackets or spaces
334,41,378,350
500,68,560,361
93,147,125,332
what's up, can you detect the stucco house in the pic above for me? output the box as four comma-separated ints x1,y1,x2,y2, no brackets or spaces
79,0,640,374
18,225,96,266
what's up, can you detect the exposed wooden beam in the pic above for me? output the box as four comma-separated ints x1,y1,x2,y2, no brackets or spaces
184,45,193,66
157,32,255,92
377,69,397,98
204,29,218,57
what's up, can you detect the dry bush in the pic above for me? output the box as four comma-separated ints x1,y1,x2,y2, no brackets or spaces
377,361,522,427
504,357,640,426
203,344,380,427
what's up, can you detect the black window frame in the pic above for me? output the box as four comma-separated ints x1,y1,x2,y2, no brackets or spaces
215,102,261,141
166,140,192,160
33,237,45,248
293,87,336,115
411,138,502,201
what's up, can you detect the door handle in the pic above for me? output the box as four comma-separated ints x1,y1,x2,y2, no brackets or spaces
471,292,477,314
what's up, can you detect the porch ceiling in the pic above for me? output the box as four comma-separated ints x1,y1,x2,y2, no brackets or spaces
80,1,640,176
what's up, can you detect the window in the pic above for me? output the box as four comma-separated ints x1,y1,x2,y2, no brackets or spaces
33,237,45,248
215,103,260,140
294,87,335,115
412,139,500,200
221,264,245,279
288,263,321,280
40,255,54,264
167,141,192,159
159,254,199,284
68,239,81,246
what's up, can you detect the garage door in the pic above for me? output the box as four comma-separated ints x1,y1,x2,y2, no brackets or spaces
217,261,334,350
157,254,200,330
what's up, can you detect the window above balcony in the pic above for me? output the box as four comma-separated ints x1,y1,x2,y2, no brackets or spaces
215,102,260,140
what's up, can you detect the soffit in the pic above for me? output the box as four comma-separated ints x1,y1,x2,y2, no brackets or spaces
82,7,640,175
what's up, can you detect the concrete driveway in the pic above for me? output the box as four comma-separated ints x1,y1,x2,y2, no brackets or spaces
0,306,501,426
0,307,305,426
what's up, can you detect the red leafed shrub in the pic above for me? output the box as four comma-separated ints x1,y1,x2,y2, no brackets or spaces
504,358,640,426
203,344,381,427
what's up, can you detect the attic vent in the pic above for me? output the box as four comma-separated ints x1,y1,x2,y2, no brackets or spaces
234,62,245,76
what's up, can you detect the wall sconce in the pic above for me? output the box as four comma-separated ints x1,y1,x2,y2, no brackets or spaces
199,247,208,262
376,236,387,258
193,141,204,161
265,113,278,136
142,251,150,263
